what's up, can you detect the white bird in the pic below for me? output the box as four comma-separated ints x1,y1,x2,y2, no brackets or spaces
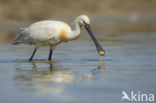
12,15,104,61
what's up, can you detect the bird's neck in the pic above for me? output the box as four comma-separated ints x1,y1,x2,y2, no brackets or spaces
68,20,81,40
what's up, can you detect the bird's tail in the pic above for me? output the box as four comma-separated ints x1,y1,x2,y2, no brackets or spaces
12,29,26,45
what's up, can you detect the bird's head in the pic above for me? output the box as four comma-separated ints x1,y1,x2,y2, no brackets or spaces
76,15,105,56
77,15,90,27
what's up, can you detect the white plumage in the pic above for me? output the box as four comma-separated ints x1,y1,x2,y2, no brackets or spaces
14,21,72,47
13,15,104,61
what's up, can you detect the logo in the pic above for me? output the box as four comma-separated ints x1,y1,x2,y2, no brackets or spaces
121,91,154,102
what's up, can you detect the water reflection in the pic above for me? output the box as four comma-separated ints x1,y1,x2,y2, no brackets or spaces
92,62,105,75
13,61,105,100
31,62,73,83
14,61,105,83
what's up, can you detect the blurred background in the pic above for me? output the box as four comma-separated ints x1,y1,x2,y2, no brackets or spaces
0,0,156,43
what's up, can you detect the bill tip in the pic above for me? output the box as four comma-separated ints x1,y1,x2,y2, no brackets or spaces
99,51,105,56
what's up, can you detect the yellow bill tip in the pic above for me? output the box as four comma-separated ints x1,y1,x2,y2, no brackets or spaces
99,51,105,56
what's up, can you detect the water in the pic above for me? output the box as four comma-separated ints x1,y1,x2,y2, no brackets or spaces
0,28,156,103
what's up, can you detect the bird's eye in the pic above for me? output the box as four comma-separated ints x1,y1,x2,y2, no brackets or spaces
83,21,87,25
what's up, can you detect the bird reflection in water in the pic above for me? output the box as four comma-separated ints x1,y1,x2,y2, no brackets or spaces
14,61,105,101
14,61,105,83
98,62,105,69
30,62,73,83
91,62,105,75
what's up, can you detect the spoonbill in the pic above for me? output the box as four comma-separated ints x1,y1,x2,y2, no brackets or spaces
12,15,104,61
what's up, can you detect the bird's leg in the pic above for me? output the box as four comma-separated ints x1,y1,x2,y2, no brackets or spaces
48,46,54,61
29,49,37,61
48,49,53,61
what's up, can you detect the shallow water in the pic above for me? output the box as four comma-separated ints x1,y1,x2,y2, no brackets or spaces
0,30,156,103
